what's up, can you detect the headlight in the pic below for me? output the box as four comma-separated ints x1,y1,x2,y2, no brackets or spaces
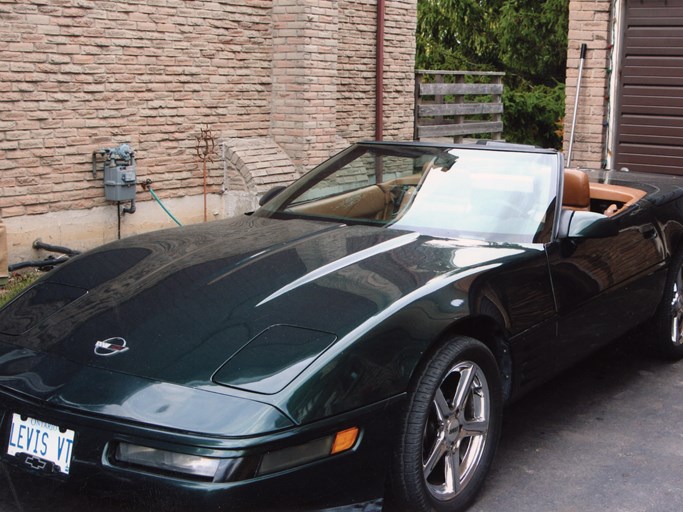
114,427,360,482
115,443,223,479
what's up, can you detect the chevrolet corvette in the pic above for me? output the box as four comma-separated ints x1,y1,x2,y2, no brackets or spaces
1,141,682,511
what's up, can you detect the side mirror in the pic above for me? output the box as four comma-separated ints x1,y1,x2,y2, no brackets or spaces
558,209,619,239
258,185,287,207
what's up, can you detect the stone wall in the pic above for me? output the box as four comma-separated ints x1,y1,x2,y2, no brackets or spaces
0,0,416,261
564,0,612,168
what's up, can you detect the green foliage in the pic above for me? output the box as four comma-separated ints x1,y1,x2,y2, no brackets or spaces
503,83,566,149
0,271,41,308
417,0,502,71
417,0,569,148
498,0,569,83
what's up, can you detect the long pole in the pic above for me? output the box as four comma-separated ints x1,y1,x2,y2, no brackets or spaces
376,0,385,142
567,43,587,168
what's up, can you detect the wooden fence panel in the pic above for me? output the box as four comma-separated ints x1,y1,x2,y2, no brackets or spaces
414,70,505,142
418,121,505,139
419,82,504,96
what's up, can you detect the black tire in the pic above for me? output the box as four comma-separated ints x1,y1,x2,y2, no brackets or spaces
652,249,683,359
386,336,503,512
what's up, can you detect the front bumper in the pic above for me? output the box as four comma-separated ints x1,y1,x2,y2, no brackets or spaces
0,389,405,511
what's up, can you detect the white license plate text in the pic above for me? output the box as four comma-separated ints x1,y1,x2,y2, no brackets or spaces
7,413,75,474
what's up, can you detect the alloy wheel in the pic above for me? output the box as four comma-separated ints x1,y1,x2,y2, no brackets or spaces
422,361,490,501
670,265,683,347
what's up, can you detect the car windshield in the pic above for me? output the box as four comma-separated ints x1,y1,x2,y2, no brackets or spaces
256,143,560,243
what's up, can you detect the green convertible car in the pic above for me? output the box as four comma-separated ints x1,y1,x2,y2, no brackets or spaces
1,141,682,511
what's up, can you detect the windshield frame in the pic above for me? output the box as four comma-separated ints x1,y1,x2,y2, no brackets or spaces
255,142,562,244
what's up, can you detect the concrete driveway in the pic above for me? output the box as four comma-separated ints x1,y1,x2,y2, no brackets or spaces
472,342,683,512
2,342,682,512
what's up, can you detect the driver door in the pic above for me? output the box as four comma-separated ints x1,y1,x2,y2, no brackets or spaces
546,190,666,372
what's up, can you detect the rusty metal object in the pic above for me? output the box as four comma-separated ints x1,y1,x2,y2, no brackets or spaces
195,126,216,222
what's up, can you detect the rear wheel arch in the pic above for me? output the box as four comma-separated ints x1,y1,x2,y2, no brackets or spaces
663,223,683,260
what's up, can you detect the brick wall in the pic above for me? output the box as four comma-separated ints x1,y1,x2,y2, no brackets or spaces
382,0,416,141
0,0,416,260
337,0,416,145
271,0,339,169
0,0,274,218
338,0,376,143
564,0,612,168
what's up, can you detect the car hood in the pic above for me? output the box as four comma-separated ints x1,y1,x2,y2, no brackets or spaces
0,343,294,436
0,216,534,399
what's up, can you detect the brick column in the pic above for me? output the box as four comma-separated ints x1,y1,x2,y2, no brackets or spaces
271,0,339,171
564,0,612,168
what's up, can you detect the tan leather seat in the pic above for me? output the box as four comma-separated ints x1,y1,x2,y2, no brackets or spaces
563,169,591,211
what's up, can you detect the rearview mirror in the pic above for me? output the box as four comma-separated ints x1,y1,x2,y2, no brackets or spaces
258,185,287,207
558,209,619,239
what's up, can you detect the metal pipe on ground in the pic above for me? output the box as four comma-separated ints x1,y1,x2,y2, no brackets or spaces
32,239,81,257
8,256,69,272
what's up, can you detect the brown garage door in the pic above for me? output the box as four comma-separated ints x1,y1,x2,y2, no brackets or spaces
615,0,683,174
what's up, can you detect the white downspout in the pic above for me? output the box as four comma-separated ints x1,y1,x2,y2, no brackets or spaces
605,0,626,170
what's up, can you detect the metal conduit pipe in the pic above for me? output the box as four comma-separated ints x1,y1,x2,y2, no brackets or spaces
8,256,69,272
7,240,79,272
32,239,81,257
376,0,385,142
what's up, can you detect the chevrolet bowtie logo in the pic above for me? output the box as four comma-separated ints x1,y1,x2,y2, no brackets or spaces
94,337,130,357
24,456,47,470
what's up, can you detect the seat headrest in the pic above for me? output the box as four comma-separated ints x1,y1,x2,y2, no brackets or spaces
563,169,590,209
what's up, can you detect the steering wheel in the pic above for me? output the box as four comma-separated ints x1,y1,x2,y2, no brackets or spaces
390,185,417,217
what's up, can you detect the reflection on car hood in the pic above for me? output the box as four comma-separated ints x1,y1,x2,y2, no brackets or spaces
0,344,293,436
0,216,530,394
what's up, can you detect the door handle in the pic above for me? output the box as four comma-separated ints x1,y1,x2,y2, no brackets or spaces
639,224,658,240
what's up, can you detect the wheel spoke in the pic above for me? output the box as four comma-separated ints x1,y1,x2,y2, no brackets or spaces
461,418,489,438
452,364,475,412
423,435,447,479
443,451,461,495
672,314,680,344
671,281,680,311
433,388,452,421
672,274,683,345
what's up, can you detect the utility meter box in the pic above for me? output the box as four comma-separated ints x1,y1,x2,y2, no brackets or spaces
93,144,137,202
104,164,137,201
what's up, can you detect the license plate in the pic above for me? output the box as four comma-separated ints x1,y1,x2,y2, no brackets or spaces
6,413,75,475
